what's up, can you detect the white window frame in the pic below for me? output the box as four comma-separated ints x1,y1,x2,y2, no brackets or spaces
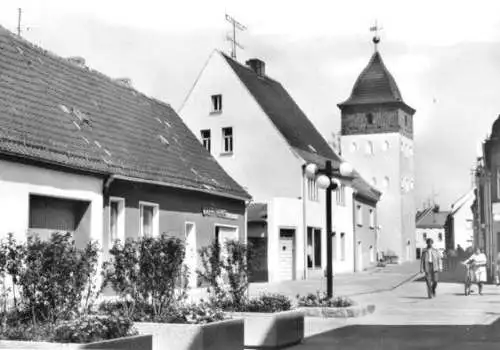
222,127,233,154
307,178,318,201
139,201,160,238
201,129,211,152
211,94,222,113
356,205,363,226
369,208,375,228
336,185,346,207
109,197,125,245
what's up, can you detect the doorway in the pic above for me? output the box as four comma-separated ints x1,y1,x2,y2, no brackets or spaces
278,228,295,281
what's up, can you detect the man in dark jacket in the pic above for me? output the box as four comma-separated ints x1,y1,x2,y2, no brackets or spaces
420,238,443,298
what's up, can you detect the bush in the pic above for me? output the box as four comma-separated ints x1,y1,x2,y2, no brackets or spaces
102,234,188,320
296,291,355,308
53,315,137,343
17,232,100,324
198,239,254,309
242,293,292,313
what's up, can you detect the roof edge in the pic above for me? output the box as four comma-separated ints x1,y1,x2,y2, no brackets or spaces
111,174,251,202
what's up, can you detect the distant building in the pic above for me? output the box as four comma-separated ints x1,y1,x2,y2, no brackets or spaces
338,46,416,263
0,27,250,289
445,190,474,251
415,206,449,258
180,51,381,282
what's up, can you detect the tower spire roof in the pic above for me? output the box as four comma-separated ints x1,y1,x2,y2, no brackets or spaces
338,50,414,114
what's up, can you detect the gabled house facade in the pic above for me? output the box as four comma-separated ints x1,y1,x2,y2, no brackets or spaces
415,206,448,258
446,190,474,251
0,27,250,288
179,51,381,282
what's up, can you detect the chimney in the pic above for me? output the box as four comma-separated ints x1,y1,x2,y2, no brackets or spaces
246,58,265,76
115,78,132,87
67,56,86,68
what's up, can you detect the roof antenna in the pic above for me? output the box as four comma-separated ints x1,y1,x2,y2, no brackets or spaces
225,13,246,59
370,20,383,52
17,8,22,36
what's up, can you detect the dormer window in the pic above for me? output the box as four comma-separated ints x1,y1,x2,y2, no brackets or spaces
366,113,374,125
211,94,222,113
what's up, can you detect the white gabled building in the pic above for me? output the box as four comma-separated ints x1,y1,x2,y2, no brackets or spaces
179,51,381,282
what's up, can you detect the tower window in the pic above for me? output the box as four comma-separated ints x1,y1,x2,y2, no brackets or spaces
365,141,374,155
383,176,390,188
350,142,358,152
366,113,374,125
382,140,390,151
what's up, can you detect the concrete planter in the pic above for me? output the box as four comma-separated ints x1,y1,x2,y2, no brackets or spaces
0,334,152,349
135,318,244,350
298,304,375,318
226,310,304,349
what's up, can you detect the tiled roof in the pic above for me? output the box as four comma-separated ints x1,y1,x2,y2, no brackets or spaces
416,210,450,229
222,53,380,202
338,51,413,113
0,27,250,200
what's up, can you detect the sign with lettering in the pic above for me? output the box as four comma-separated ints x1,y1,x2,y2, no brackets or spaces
202,207,238,220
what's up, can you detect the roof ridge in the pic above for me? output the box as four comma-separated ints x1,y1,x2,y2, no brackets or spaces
0,24,171,107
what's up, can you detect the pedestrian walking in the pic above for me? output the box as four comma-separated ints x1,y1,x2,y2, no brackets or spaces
448,248,457,271
420,238,443,299
457,244,465,260
462,248,487,295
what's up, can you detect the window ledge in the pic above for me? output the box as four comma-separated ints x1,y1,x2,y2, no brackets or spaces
357,224,363,227
209,110,222,115
219,151,234,157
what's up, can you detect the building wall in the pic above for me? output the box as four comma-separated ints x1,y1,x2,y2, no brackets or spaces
353,197,378,271
416,228,446,252
452,198,474,250
0,159,103,243
179,51,304,203
341,131,415,261
105,179,246,246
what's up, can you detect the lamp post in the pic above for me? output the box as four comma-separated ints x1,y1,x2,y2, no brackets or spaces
305,160,353,298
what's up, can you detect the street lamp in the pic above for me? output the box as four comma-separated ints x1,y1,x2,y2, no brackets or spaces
306,160,353,298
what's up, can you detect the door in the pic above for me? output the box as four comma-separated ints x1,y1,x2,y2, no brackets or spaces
357,241,363,271
185,223,197,288
278,229,295,281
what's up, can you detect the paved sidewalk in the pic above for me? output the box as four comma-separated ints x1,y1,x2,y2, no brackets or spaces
294,281,500,349
249,261,420,298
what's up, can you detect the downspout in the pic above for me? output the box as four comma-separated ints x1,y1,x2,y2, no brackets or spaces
301,165,308,280
103,174,116,196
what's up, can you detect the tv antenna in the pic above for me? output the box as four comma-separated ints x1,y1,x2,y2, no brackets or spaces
225,13,246,59
370,20,383,52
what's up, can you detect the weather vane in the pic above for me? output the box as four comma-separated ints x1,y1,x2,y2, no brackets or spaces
370,20,383,52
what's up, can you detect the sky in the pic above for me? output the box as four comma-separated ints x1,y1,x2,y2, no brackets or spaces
1,0,500,209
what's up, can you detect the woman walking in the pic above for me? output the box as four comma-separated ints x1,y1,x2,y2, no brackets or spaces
462,248,488,295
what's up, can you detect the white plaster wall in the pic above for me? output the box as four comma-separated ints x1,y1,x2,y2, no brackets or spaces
268,197,303,282
0,160,103,244
416,228,446,251
332,186,355,274
341,132,415,260
453,198,474,249
179,51,304,202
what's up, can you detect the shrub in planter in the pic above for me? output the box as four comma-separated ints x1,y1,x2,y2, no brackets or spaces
102,234,188,321
227,293,292,313
296,291,355,308
52,314,137,343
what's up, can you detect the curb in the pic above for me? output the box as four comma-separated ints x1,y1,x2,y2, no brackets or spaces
298,304,376,318
349,271,421,297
